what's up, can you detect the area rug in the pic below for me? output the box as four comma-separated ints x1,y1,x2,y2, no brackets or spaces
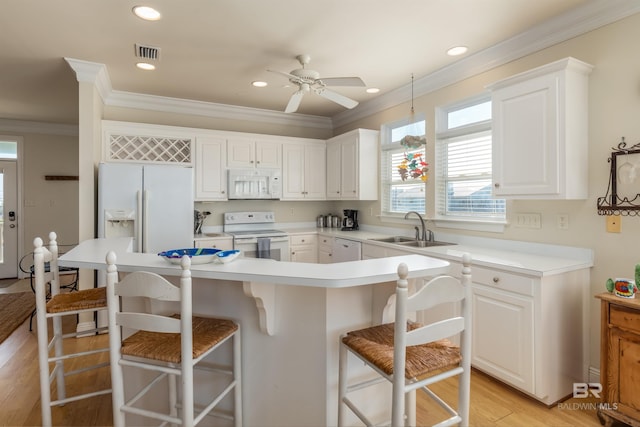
0,292,35,344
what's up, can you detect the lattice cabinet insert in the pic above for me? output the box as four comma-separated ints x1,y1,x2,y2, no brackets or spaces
107,134,192,163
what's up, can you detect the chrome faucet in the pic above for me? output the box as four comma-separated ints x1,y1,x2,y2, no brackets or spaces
404,211,434,243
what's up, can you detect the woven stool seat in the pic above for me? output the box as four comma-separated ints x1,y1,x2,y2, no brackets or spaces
342,321,461,378
338,256,473,427
46,287,107,313
122,316,239,364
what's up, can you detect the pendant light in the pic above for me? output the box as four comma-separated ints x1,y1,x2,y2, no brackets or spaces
398,74,429,182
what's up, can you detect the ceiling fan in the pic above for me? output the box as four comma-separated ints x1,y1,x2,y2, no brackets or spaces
268,54,366,113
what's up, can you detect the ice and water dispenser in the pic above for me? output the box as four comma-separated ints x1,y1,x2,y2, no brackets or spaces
103,209,136,238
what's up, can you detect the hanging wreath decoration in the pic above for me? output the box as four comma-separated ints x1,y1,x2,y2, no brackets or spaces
398,135,428,182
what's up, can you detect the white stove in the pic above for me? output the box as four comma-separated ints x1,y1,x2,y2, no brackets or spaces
223,211,289,261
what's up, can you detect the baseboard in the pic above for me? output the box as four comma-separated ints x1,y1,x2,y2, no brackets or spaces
76,320,97,336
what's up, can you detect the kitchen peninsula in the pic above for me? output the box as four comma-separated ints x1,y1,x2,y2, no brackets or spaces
59,237,451,426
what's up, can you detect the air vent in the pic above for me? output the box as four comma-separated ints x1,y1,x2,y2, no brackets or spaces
134,44,161,61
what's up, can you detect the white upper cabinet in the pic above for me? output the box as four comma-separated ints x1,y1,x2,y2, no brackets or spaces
227,137,281,169
487,57,593,199
282,140,326,200
326,129,379,200
194,135,227,201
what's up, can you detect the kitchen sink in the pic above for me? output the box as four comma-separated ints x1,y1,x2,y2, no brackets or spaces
396,240,455,247
368,236,455,247
369,236,415,243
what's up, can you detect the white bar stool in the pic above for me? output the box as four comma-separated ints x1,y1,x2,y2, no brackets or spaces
106,251,242,426
34,232,111,427
338,253,472,426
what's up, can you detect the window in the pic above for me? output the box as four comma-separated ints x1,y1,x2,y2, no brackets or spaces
380,115,426,216
435,96,505,221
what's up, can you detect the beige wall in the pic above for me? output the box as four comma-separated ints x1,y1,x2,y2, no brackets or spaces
17,131,79,252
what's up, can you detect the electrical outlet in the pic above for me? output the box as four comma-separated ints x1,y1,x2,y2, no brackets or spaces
557,214,569,230
606,215,621,233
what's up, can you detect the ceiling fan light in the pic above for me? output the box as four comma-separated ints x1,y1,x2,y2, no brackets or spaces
133,6,161,21
136,62,156,71
447,46,468,56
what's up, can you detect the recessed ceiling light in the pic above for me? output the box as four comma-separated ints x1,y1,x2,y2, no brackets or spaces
136,62,156,71
132,6,161,21
366,87,380,94
252,81,268,87
447,46,468,56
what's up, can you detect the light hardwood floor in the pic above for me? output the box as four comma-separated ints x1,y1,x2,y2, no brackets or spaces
0,313,610,427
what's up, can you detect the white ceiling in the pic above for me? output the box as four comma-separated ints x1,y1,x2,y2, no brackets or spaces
0,0,637,126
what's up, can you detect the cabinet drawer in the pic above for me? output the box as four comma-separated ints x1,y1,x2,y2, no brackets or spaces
472,266,535,297
290,234,317,246
319,236,334,247
610,305,640,334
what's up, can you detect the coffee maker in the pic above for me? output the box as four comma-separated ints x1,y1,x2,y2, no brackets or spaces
341,209,359,231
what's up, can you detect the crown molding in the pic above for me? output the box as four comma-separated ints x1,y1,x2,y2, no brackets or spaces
0,118,78,136
105,90,332,130
332,0,640,128
64,58,113,102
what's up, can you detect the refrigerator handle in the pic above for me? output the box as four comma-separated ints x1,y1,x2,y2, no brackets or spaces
142,189,149,253
136,190,143,252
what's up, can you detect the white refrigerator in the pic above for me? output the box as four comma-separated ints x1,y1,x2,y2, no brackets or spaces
98,162,194,253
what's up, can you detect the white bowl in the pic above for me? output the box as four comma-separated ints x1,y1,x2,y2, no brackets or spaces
215,250,241,264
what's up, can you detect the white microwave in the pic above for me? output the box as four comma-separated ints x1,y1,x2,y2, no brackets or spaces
227,168,282,200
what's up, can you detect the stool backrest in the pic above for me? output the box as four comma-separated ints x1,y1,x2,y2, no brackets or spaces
105,251,193,363
392,253,472,425
33,232,60,303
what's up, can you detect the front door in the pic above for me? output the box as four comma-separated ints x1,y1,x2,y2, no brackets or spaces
0,161,18,278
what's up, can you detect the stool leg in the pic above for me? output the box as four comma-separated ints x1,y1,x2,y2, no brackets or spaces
233,329,242,427
36,313,52,426
52,315,66,402
406,389,416,426
168,373,178,420
337,340,348,427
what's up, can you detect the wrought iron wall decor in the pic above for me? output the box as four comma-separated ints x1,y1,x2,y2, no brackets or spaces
597,137,640,216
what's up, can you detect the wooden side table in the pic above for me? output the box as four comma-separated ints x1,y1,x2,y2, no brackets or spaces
596,292,640,427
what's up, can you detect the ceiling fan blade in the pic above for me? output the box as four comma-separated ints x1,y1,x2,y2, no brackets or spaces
285,90,305,113
318,77,366,87
314,88,359,109
267,69,300,82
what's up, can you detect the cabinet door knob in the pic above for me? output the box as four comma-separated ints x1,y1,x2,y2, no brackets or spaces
494,183,500,188
493,277,500,283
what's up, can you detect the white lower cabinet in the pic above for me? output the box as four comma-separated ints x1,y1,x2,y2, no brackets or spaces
193,237,234,251
290,234,318,263
318,236,334,264
471,284,534,393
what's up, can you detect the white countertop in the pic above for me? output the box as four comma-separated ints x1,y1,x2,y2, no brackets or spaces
283,226,593,277
59,237,451,288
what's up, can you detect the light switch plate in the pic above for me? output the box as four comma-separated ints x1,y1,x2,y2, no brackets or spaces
606,215,621,233
515,213,542,229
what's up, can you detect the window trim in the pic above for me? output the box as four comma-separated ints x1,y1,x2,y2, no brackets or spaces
434,93,506,233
